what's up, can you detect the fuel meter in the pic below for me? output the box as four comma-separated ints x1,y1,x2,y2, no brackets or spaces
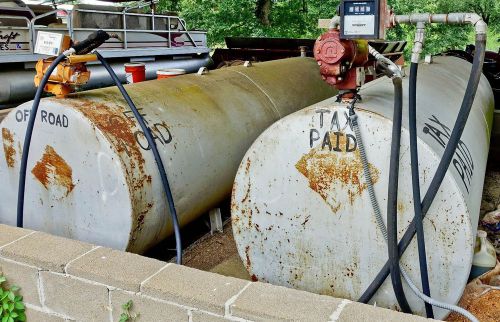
340,0,386,40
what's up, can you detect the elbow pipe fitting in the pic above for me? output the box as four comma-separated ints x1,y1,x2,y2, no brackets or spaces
368,45,402,79
329,16,340,30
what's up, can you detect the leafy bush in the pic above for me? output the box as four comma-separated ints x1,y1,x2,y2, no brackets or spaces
158,0,500,57
0,276,25,322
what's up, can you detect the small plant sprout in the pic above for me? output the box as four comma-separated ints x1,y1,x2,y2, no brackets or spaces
119,300,139,322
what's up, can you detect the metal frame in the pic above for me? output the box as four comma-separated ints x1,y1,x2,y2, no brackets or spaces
0,3,207,62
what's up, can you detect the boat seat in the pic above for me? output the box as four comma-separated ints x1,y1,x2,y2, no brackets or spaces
72,4,124,29
72,4,180,31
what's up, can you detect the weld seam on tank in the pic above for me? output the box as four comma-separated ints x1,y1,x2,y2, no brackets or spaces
228,70,282,119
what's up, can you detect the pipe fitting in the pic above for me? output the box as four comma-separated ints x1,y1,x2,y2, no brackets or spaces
411,22,426,64
368,45,402,79
329,16,340,30
395,12,487,35
63,48,75,57
466,13,487,34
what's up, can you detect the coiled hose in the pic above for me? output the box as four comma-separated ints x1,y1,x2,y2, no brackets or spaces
359,33,487,306
349,105,479,322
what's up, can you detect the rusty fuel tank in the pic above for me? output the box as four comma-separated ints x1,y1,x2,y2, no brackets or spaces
231,56,494,319
0,57,336,253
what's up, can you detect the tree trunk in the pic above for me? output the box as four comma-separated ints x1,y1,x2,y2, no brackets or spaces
256,0,272,26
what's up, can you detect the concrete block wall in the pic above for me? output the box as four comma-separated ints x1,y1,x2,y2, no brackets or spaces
0,225,432,321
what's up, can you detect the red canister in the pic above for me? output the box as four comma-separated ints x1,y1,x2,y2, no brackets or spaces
124,63,146,84
156,68,186,79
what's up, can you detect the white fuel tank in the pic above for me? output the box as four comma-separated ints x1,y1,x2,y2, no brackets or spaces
231,56,494,319
0,58,335,253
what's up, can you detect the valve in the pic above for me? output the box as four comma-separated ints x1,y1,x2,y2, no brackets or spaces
315,0,393,98
34,31,114,98
34,53,94,98
314,29,369,93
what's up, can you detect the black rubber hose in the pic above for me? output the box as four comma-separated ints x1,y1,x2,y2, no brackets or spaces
17,53,67,228
95,52,183,264
359,34,487,304
386,77,412,313
409,62,434,318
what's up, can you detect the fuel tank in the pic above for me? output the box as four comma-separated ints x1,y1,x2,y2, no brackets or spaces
231,56,494,319
0,57,336,253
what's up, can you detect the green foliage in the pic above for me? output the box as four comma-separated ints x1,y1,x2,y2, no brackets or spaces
158,0,500,57
0,276,25,322
119,300,139,322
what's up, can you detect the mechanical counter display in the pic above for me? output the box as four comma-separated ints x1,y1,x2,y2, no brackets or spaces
231,56,494,319
0,58,335,254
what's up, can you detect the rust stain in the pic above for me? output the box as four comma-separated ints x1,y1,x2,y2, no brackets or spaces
397,202,405,214
70,98,153,249
295,142,379,214
133,203,154,236
31,145,75,196
301,215,311,228
245,157,251,175
73,99,148,190
245,245,251,270
2,128,16,168
241,158,252,203
74,99,143,162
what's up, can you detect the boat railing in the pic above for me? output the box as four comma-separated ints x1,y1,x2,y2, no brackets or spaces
0,5,207,58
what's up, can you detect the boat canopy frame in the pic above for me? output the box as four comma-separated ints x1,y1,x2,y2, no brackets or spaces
0,1,209,63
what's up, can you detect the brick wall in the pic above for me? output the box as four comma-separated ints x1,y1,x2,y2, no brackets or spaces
0,225,431,322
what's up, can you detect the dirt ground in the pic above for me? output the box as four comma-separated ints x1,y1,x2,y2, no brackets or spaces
447,264,500,322
181,221,250,280
447,167,500,322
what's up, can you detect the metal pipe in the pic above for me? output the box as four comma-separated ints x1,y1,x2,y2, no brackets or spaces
394,13,487,34
411,22,425,64
328,16,340,29
328,12,487,34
